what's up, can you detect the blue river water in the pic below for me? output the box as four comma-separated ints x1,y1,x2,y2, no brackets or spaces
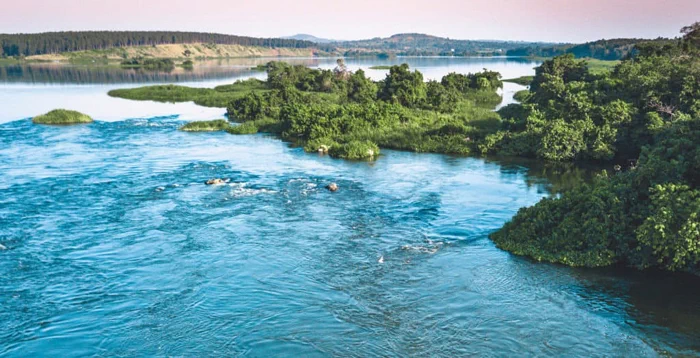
1,58,699,357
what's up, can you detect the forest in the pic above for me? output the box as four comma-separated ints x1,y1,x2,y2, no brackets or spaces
506,37,675,60
491,22,700,274
0,31,316,57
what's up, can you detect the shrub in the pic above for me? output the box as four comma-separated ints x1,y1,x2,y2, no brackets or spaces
329,140,380,160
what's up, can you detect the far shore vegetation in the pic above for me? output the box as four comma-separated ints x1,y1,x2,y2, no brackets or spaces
368,65,392,70
32,109,93,125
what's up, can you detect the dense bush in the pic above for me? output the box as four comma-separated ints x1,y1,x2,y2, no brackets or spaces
491,26,700,273
328,140,380,160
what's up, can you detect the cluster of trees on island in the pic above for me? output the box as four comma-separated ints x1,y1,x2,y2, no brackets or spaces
108,22,700,274
491,22,700,274
0,31,316,57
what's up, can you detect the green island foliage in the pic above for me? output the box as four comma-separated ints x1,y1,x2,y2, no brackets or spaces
368,65,392,70
503,76,534,86
223,62,503,158
179,119,231,132
32,109,93,125
108,78,268,107
491,22,700,274
111,60,505,159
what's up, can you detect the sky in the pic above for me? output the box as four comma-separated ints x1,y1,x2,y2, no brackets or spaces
3,0,699,43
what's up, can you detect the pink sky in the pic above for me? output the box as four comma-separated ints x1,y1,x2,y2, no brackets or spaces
3,0,698,42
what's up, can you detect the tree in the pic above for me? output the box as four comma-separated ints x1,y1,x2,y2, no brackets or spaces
378,64,427,107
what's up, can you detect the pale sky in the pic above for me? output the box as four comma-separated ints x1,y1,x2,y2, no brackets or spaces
3,0,698,43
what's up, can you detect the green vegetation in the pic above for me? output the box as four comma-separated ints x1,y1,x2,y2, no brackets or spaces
181,60,194,70
329,140,380,160
369,65,392,70
120,58,175,70
108,78,267,107
32,109,93,125
0,31,316,57
512,90,530,102
221,62,503,158
585,58,620,74
503,76,534,86
179,119,231,132
113,60,504,159
506,38,675,60
491,22,700,274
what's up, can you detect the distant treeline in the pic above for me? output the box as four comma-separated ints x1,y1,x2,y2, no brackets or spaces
336,33,555,56
506,38,675,60
0,31,316,57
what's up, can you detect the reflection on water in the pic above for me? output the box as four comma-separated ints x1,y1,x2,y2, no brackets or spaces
0,57,540,84
0,57,538,123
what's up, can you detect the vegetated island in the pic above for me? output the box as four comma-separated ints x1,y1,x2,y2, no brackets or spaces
110,59,504,160
368,65,393,70
178,119,231,132
32,109,93,125
110,22,700,274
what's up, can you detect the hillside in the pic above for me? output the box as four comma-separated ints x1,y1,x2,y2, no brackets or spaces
336,33,556,56
25,43,324,61
283,34,336,43
0,31,315,57
506,37,675,60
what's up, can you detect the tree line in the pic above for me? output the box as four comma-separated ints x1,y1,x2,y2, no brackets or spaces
490,22,700,274
0,31,316,57
506,37,675,60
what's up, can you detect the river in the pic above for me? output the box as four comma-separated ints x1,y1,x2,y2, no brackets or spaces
1,57,698,357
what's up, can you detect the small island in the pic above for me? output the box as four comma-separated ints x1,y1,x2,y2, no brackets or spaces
32,109,93,125
179,119,231,132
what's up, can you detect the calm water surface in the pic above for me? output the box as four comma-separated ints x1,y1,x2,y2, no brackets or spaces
1,58,699,357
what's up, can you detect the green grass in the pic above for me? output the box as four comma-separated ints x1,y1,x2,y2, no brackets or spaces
179,119,231,132
108,79,268,108
32,109,93,125
503,76,534,86
584,58,621,75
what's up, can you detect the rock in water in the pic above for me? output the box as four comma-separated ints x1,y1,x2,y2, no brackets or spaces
326,183,339,192
206,178,226,185
0,244,6,250
318,145,329,154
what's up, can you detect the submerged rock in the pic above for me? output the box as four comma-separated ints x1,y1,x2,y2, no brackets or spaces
0,244,6,250
326,183,339,192
206,178,226,185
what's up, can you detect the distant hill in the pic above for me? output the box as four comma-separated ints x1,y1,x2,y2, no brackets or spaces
283,34,335,44
335,33,558,56
0,31,316,57
506,38,675,60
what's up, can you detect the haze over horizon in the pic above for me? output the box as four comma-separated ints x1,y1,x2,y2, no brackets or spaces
4,0,698,43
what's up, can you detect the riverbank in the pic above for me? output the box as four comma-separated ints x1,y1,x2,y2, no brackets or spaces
23,43,329,62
